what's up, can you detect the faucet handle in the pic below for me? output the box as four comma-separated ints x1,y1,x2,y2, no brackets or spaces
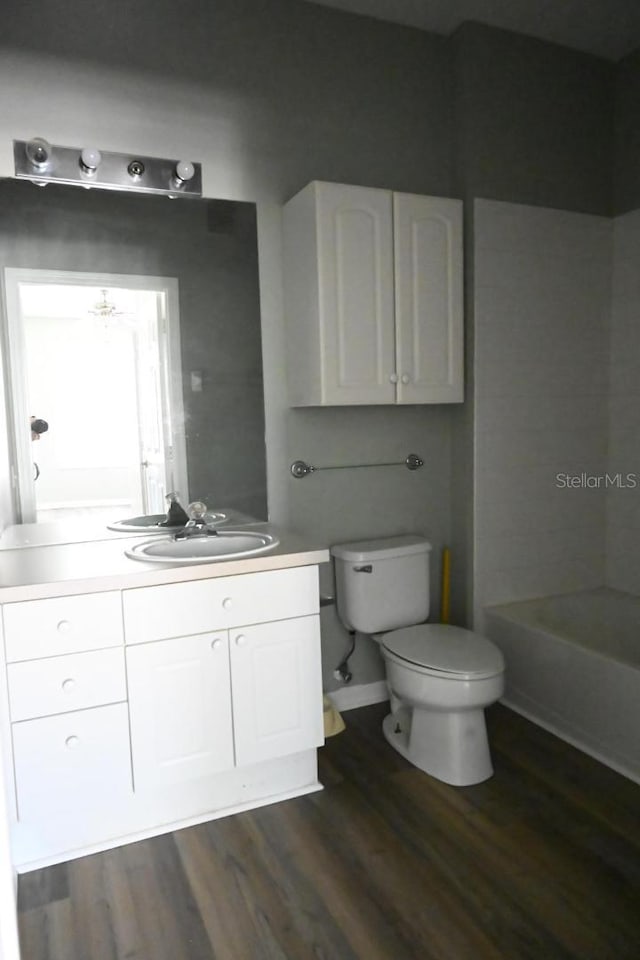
188,500,208,521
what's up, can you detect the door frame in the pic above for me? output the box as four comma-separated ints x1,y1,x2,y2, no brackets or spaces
2,267,188,524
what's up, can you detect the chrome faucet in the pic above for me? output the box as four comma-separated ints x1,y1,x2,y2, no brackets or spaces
174,501,218,539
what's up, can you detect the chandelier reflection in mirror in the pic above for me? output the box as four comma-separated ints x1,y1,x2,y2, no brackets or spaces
89,288,128,326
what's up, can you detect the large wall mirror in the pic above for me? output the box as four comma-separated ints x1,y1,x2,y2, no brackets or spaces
0,178,267,539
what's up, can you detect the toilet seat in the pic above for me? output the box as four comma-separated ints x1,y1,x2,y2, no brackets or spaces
382,624,504,681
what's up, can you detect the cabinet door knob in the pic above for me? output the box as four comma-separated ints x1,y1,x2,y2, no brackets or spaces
222,597,233,611
56,620,71,634
65,735,80,750
61,678,76,692
401,373,410,384
389,373,399,384
211,638,223,651
235,634,247,647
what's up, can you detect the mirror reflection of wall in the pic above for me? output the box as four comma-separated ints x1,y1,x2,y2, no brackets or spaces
0,179,267,531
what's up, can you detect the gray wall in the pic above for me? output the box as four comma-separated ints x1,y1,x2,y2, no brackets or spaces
450,22,614,215
614,49,640,213
1,0,453,205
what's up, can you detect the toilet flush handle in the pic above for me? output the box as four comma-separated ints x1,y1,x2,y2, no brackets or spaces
353,565,372,573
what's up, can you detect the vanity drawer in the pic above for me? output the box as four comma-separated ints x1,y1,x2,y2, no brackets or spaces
12,702,132,821
7,648,126,722
123,566,319,644
3,591,123,662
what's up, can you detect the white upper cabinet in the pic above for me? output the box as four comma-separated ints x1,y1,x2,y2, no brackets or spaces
283,181,463,405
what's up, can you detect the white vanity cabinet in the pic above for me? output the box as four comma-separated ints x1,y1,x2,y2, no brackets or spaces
2,592,131,832
124,567,323,789
283,180,463,406
0,559,325,870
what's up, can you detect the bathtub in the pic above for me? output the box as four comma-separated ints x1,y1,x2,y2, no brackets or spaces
484,587,640,784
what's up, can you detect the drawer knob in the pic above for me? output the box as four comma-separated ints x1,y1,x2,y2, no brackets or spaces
235,634,247,647
62,678,76,692
57,620,71,634
222,597,233,611
65,735,80,750
211,638,223,651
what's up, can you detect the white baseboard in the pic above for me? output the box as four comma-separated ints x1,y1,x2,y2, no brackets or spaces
328,680,389,712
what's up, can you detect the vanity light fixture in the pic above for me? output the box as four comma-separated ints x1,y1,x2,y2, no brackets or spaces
13,139,202,198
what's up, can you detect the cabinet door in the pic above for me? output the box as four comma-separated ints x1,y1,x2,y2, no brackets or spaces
230,615,323,766
126,633,234,791
316,182,396,404
394,193,463,403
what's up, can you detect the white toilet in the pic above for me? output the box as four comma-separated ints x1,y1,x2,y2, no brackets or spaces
331,535,505,786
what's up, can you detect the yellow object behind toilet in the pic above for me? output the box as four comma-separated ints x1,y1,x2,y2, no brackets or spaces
323,695,346,737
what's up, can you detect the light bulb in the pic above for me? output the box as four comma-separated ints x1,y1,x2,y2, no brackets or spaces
174,160,195,183
80,146,102,172
25,137,52,169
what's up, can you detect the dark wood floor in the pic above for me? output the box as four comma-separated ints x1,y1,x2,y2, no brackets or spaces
18,703,640,960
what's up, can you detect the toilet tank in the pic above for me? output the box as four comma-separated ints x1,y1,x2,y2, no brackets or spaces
331,535,432,634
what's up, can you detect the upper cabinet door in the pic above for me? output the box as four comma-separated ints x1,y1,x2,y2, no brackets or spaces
316,183,396,404
393,193,464,403
284,181,396,405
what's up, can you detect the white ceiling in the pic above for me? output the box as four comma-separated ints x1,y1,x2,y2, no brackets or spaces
301,0,640,61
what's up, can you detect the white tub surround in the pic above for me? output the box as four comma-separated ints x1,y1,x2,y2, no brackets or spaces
485,587,640,784
0,528,329,871
473,200,611,627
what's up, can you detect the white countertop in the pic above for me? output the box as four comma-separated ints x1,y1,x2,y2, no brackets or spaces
0,524,330,603
0,508,259,549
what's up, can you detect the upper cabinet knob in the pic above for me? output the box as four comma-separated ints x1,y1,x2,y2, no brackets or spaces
211,638,223,651
65,735,80,750
401,374,410,384
62,678,76,692
222,597,233,611
235,634,247,647
56,620,71,634
389,373,399,384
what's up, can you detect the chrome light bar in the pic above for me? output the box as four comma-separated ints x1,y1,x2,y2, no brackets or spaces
13,139,202,198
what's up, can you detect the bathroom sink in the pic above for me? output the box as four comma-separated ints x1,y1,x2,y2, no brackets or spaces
108,512,226,533
124,530,279,563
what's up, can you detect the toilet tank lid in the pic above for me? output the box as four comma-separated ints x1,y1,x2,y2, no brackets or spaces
331,534,432,562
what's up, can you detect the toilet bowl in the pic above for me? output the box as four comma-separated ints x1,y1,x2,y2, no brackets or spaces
379,624,504,785
331,535,506,786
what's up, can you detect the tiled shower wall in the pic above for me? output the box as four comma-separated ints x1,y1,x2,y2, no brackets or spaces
606,210,640,595
473,199,612,626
